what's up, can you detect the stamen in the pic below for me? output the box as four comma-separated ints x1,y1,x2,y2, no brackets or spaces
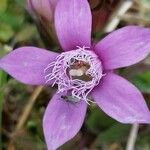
44,46,103,104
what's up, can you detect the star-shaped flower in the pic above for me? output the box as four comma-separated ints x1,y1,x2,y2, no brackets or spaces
0,0,150,149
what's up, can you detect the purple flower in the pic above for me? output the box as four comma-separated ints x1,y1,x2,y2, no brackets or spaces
0,0,150,149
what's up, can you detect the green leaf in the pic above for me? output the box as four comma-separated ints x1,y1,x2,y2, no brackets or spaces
0,0,7,12
0,71,7,87
86,107,116,134
14,0,26,7
96,123,130,145
0,11,24,30
132,72,150,93
0,23,14,42
137,134,150,150
0,71,7,150
15,24,37,42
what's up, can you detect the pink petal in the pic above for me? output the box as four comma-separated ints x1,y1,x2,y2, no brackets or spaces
55,0,92,51
43,92,87,150
0,47,58,85
91,73,150,123
95,26,150,70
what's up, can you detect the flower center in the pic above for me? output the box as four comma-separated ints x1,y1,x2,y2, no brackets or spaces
44,46,103,104
68,60,92,82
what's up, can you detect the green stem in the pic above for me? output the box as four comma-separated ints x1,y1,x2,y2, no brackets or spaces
0,71,7,150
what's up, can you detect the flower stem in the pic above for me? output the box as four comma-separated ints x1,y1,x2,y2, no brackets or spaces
126,124,139,150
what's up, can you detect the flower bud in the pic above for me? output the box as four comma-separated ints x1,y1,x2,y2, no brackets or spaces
27,0,59,49
27,0,57,23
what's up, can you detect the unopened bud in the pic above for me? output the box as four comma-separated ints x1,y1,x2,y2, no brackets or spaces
27,0,58,23
27,0,59,49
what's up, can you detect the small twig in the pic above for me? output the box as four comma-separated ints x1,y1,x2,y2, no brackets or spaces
126,124,139,150
121,14,150,26
103,0,133,33
15,86,43,131
7,86,43,150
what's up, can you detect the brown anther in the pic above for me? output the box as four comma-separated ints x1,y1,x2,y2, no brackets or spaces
68,60,92,81
70,60,90,70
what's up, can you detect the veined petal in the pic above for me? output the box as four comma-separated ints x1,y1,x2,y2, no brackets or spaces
43,92,87,150
95,26,150,70
0,47,58,85
91,73,150,123
55,0,92,51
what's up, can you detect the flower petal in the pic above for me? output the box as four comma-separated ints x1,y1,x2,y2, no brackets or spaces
91,73,150,123
0,47,58,85
43,92,87,150
95,26,150,70
55,0,92,51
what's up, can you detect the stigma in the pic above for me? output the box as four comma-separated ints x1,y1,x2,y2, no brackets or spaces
44,46,103,104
